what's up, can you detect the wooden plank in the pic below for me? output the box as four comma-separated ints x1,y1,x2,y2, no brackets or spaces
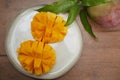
0,56,35,80
1,0,120,80
58,48,120,80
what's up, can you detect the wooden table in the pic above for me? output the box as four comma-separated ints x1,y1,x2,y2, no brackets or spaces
1,0,120,80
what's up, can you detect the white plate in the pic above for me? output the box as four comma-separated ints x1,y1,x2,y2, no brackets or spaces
5,5,83,79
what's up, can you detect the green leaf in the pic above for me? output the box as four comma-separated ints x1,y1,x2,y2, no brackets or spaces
80,9,96,39
65,4,81,26
37,0,79,14
81,0,111,6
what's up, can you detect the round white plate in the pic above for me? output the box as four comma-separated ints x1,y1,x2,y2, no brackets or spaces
5,5,83,79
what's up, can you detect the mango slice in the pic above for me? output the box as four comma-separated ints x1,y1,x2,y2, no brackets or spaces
17,40,56,75
31,12,68,43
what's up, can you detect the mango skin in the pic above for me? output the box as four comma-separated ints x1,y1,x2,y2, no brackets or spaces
87,0,120,27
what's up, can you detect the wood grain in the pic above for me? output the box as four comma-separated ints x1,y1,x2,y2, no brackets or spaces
1,0,120,80
0,56,35,80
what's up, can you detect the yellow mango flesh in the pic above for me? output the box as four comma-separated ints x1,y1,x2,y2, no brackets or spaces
17,40,56,75
31,12,68,43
